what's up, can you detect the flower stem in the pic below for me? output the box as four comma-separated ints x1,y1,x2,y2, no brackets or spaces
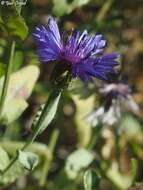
40,129,59,186
0,41,15,118
2,89,61,175
96,0,113,23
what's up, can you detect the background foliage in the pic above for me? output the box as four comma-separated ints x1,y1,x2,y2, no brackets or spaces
0,0,143,189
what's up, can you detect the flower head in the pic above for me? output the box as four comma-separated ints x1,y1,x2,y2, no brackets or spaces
99,82,132,99
86,81,139,127
33,17,120,82
99,81,140,113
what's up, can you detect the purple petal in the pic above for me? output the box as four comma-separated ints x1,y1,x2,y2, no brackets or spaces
33,18,63,63
91,35,106,55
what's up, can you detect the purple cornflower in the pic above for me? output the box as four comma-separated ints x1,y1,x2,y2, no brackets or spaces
99,82,132,99
33,17,120,82
86,81,139,127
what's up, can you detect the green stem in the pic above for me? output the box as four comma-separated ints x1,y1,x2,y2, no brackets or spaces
2,89,61,175
0,41,15,118
87,124,103,150
115,127,121,169
48,129,59,154
40,129,60,186
1,156,18,174
98,162,125,190
96,0,113,23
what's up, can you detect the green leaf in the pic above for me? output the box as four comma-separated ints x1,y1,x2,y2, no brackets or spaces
65,149,94,179
72,94,95,146
13,50,24,71
53,0,90,16
104,161,134,190
0,147,27,186
0,142,48,187
32,90,61,134
131,158,138,186
1,99,28,124
0,161,27,186
120,114,142,140
0,146,9,172
0,63,6,78
0,1,28,40
84,170,101,190
0,65,40,125
18,150,39,171
0,39,7,57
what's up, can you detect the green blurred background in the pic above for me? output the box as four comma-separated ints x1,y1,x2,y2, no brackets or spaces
0,0,143,189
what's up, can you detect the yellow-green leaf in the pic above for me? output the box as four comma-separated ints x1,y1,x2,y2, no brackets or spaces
0,65,40,125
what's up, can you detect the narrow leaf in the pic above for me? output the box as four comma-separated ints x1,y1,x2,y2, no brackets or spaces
131,158,138,186
84,170,101,190
32,89,61,134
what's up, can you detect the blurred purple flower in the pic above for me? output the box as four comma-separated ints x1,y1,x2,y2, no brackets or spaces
86,82,140,127
99,82,131,99
33,17,120,82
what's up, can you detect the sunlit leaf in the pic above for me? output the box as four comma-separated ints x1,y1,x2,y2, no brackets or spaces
0,161,27,186
0,65,40,125
65,149,94,179
72,94,95,146
104,161,134,190
0,144,42,186
0,148,27,186
120,114,142,141
1,99,28,125
0,146,9,172
18,150,39,171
